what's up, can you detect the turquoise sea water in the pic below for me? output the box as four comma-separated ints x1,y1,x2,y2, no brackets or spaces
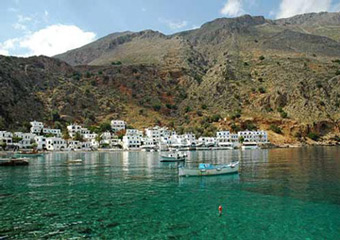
1,147,340,239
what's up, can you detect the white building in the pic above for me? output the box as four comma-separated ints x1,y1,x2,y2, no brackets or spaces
46,137,67,151
238,130,268,143
123,129,142,149
30,121,44,134
14,132,36,148
111,120,126,132
216,131,238,146
68,140,81,150
83,133,98,141
67,124,91,138
0,131,13,145
145,126,173,145
198,137,216,147
42,128,62,137
34,136,47,150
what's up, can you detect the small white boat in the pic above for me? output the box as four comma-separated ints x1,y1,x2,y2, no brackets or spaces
241,142,259,150
179,162,239,177
67,159,83,164
160,153,187,162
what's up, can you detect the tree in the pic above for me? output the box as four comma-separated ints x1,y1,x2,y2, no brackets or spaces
211,114,221,122
74,132,84,142
307,132,319,141
12,136,23,143
239,136,245,143
99,122,111,133
153,104,161,111
51,110,60,121
269,125,282,134
259,55,265,60
63,129,70,140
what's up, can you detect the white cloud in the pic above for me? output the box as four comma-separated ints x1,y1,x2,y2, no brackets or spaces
276,0,332,19
221,0,244,17
0,49,9,56
0,24,96,57
12,23,27,30
159,18,188,30
141,7,147,12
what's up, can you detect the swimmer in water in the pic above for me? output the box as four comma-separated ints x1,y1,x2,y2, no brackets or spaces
219,205,222,216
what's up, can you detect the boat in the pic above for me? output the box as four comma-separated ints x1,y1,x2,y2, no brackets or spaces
67,159,83,164
179,162,239,177
0,158,29,166
160,153,187,162
14,150,45,157
241,142,259,150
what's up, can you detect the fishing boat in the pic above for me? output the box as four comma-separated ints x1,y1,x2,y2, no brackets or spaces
160,153,187,162
0,158,29,166
241,142,259,150
179,162,239,177
67,159,83,164
14,150,45,157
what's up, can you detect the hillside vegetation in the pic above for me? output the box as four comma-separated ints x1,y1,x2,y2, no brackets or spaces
2,12,340,145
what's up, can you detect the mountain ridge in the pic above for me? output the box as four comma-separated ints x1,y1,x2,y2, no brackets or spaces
2,12,340,145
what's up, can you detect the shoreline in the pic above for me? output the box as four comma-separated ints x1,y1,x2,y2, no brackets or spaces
1,143,340,155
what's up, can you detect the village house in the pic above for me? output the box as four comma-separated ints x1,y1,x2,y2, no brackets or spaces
111,120,126,132
0,131,13,145
30,121,44,134
14,132,36,149
122,129,142,149
34,136,47,150
238,130,268,143
46,137,67,151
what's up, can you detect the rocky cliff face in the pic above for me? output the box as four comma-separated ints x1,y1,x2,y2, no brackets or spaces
2,12,340,144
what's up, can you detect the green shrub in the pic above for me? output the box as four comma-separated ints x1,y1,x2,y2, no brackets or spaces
201,104,207,110
270,124,282,134
259,55,265,61
185,106,191,113
211,114,221,122
153,104,161,111
258,87,266,93
307,132,319,141
336,70,340,76
280,111,288,118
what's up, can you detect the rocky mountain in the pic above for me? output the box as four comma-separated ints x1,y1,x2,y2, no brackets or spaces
2,12,340,144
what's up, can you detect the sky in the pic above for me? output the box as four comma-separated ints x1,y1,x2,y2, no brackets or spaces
1,0,340,57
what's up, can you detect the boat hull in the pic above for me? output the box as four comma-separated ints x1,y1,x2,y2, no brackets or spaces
179,164,239,177
0,158,29,166
14,153,44,157
161,158,185,162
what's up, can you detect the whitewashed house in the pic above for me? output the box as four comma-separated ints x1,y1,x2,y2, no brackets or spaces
123,129,142,149
111,120,126,132
198,137,216,147
216,131,237,148
67,140,81,150
238,130,268,143
46,137,67,151
67,124,90,138
0,131,13,145
42,128,62,137
30,121,44,134
14,132,36,149
34,136,47,150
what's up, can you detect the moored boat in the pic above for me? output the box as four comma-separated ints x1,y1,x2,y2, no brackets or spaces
67,159,83,164
14,150,45,157
179,162,239,177
241,142,259,150
160,153,187,162
0,158,29,166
